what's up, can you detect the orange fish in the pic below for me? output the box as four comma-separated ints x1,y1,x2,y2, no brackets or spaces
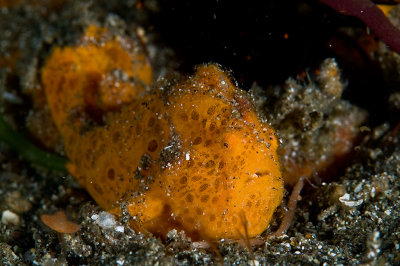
40,25,283,240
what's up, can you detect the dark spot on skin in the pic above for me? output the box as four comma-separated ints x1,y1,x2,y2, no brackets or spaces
205,160,215,168
255,171,270,177
199,183,209,192
212,196,218,204
205,140,213,147
201,194,210,203
201,119,207,128
186,193,194,203
107,168,115,180
224,142,229,148
214,179,220,190
180,113,189,121
218,161,225,170
207,106,216,115
209,122,216,131
193,136,202,145
191,110,200,120
192,175,202,182
207,169,215,175
196,208,203,215
232,164,239,172
147,140,158,152
180,176,188,184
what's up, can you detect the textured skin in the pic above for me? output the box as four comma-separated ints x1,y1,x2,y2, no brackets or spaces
41,25,283,240
124,65,283,240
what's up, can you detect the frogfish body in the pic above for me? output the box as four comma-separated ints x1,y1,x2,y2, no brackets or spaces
40,25,283,240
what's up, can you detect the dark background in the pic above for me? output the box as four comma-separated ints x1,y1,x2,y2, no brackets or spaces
151,0,388,122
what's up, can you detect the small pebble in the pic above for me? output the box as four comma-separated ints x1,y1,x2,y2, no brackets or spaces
96,211,116,228
1,210,20,225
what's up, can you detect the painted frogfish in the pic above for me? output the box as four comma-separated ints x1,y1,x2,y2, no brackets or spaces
38,25,283,240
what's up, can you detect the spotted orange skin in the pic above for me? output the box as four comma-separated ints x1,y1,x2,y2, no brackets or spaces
132,65,283,240
42,25,152,135
41,26,283,240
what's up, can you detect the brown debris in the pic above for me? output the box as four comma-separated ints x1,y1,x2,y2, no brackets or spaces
40,211,80,234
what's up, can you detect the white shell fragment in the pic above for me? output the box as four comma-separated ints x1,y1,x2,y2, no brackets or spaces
95,211,116,228
339,193,363,207
1,210,20,225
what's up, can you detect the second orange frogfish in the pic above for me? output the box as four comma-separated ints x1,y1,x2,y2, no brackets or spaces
40,25,283,241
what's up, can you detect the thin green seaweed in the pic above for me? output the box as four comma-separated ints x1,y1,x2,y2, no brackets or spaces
0,112,68,172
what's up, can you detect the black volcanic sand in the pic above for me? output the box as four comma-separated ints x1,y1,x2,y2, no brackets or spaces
0,0,399,264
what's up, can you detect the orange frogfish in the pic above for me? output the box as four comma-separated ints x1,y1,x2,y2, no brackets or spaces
40,25,283,240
